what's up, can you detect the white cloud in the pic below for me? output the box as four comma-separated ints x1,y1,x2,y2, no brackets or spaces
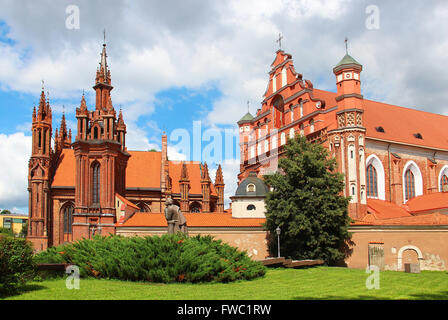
1,0,448,211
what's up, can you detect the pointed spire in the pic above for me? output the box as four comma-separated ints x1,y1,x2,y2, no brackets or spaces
80,93,87,111
181,162,189,181
215,164,224,185
60,111,67,138
98,31,110,84
201,162,211,181
38,89,46,116
32,105,36,122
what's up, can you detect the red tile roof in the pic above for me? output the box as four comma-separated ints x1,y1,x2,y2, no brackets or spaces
119,212,265,228
404,193,448,214
52,150,217,195
305,89,448,151
367,199,412,219
352,198,448,226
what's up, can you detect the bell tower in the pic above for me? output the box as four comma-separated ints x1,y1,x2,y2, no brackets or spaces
27,87,52,251
330,41,367,220
72,39,130,241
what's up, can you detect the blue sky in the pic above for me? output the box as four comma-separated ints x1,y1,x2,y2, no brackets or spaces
1,0,448,213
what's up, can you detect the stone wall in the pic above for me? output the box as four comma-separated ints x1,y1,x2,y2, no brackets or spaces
347,227,448,271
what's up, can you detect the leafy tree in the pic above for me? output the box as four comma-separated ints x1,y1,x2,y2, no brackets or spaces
0,209,11,215
263,135,352,265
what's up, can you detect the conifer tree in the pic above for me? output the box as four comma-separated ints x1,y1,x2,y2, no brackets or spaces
264,135,352,265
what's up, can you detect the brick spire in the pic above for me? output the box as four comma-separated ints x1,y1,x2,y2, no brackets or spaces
215,164,225,213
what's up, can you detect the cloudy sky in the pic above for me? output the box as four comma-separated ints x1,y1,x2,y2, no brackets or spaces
0,0,447,212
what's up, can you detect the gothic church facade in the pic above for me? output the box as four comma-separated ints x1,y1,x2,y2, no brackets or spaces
27,42,225,251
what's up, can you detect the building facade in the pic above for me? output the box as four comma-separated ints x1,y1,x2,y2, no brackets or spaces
26,42,225,251
235,48,448,270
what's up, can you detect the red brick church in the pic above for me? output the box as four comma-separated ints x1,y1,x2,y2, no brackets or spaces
26,41,225,251
27,39,448,271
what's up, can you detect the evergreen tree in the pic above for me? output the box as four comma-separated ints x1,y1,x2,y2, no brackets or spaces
264,135,352,265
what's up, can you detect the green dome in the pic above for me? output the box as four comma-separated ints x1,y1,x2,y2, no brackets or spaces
334,53,362,72
237,112,254,125
235,172,269,197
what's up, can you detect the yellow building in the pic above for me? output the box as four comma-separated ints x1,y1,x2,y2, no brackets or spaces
0,213,28,235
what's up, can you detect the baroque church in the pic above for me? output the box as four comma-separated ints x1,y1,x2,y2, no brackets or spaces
27,39,448,271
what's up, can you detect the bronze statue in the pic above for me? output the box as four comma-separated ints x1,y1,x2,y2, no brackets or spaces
164,197,188,235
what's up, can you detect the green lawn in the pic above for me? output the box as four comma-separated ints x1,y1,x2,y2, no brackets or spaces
2,267,448,300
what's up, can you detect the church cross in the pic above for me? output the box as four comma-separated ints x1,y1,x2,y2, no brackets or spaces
345,36,348,54
276,33,283,50
247,100,250,113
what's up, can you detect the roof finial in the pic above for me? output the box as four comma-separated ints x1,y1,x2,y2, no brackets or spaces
41,79,44,91
276,33,283,50
345,36,348,54
103,28,106,46
247,100,250,113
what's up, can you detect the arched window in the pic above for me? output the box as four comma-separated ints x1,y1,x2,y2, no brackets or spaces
137,202,151,212
300,123,304,136
289,128,295,140
366,164,378,198
441,175,448,192
247,183,256,193
310,119,315,133
63,203,74,234
404,169,415,201
93,126,99,139
247,204,256,211
189,202,201,213
272,135,278,150
438,165,448,192
280,132,286,145
92,162,100,205
402,161,423,202
366,154,385,200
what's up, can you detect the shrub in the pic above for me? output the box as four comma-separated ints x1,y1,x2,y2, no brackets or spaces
0,236,36,294
0,227,14,237
34,234,266,283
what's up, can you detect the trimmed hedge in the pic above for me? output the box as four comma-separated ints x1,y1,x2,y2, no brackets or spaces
0,235,36,294
34,234,266,283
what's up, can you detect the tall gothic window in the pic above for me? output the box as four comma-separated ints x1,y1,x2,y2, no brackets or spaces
366,164,378,198
404,169,415,201
441,174,448,192
92,162,100,205
63,204,74,234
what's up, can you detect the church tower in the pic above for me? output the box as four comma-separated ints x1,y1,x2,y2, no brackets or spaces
72,39,130,240
215,164,225,213
27,88,52,251
201,162,211,213
330,44,367,219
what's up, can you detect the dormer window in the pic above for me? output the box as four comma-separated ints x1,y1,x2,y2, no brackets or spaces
413,133,423,139
247,184,256,193
375,126,385,133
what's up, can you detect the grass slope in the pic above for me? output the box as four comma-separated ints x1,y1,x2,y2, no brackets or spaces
3,267,448,300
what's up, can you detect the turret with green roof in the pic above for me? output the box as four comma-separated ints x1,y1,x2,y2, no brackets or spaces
237,111,254,125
